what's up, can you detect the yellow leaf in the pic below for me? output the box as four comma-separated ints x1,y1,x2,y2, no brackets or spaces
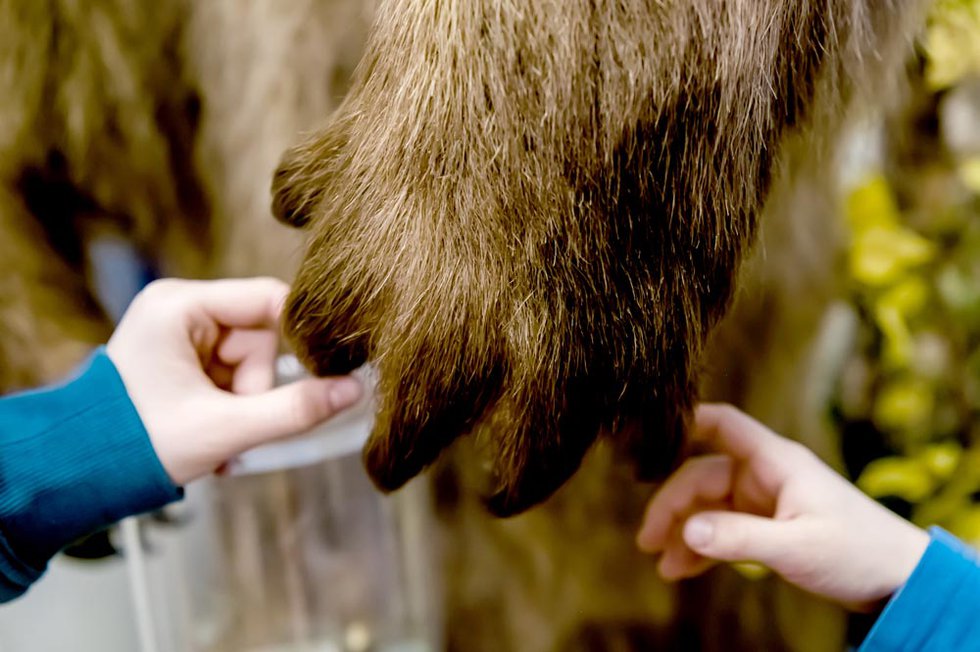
917,441,963,480
872,377,935,433
857,456,936,502
731,562,771,581
947,506,980,549
959,158,980,194
875,306,913,368
877,277,932,317
846,176,901,235
849,228,935,288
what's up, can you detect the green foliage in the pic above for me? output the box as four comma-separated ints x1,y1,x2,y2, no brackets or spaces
843,167,980,535
837,0,980,544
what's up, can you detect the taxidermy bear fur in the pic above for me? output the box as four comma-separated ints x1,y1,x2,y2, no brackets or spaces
273,0,927,516
0,0,372,392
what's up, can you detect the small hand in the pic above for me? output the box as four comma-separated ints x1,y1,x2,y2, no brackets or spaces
107,277,362,485
636,403,929,612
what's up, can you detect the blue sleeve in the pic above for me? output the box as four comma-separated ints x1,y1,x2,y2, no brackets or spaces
859,526,980,651
0,347,182,602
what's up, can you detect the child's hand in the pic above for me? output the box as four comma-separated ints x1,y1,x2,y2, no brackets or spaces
107,278,362,485
636,404,929,612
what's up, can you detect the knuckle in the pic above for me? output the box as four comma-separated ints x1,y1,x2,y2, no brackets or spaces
142,278,180,298
134,278,184,311
783,439,816,465
713,403,741,421
709,403,748,430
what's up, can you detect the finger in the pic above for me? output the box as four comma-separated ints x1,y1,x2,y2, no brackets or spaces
217,329,280,394
225,375,363,451
681,510,805,571
184,277,290,329
636,455,733,552
694,404,806,491
658,541,718,581
693,404,790,461
656,516,720,581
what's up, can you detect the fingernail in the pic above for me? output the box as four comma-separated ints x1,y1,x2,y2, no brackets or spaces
684,517,714,550
329,377,363,407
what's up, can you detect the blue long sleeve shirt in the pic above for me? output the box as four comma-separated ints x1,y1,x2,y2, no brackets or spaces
0,347,182,602
859,526,980,651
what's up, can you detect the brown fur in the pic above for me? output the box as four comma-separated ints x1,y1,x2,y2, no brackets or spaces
274,1,925,515
0,0,208,390
0,0,371,391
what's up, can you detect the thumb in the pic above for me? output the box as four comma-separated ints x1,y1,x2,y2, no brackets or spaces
682,511,804,570
225,375,364,450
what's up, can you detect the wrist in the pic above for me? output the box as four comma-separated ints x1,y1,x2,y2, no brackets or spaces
890,523,930,590
863,521,929,610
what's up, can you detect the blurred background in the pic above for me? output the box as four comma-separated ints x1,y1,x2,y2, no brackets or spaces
0,0,979,650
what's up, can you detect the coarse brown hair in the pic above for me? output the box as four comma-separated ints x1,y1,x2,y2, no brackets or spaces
273,1,924,516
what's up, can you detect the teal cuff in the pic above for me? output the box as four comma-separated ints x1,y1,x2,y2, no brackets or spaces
0,347,182,601
859,526,980,651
